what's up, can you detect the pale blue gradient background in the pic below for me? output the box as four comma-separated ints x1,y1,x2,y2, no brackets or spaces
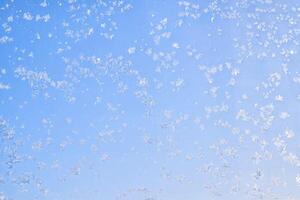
1,0,300,199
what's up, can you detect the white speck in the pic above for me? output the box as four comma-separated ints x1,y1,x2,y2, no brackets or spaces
275,95,283,102
40,0,48,7
23,12,33,21
172,43,180,49
296,174,300,185
128,47,136,54
138,77,148,86
285,128,295,139
279,112,290,119
0,83,10,90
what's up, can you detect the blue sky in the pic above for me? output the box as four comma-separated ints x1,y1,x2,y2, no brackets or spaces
1,0,300,199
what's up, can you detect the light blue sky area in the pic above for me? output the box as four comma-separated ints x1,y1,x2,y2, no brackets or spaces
1,0,300,200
